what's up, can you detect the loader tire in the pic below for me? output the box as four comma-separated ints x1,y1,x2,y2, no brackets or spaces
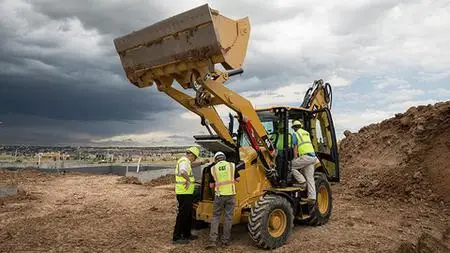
307,172,332,226
248,194,294,249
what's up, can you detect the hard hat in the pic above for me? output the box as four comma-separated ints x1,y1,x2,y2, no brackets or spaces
186,146,200,158
214,151,226,161
292,120,303,128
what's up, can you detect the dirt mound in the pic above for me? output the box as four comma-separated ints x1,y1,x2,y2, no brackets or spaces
339,101,450,204
0,169,57,184
117,176,141,185
117,174,174,187
1,188,39,206
395,232,449,253
143,174,174,187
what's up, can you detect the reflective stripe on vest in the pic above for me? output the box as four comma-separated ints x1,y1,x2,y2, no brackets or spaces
211,161,236,196
174,156,195,194
295,128,315,156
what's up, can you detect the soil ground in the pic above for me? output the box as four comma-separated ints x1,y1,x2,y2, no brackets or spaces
1,170,448,253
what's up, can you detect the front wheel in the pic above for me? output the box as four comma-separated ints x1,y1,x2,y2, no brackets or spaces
248,194,294,249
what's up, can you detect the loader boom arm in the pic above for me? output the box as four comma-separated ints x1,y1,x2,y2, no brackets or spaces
113,4,278,176
152,68,277,170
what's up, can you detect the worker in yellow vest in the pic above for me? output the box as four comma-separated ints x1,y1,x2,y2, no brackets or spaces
206,152,240,249
172,146,208,244
291,120,319,214
269,121,292,151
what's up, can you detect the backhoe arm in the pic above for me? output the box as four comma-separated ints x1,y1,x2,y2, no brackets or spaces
301,79,333,111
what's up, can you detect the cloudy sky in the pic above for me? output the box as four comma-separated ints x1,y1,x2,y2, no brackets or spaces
1,0,449,146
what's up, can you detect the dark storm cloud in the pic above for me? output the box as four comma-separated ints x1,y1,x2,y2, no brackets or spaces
0,115,152,146
0,0,180,125
0,0,187,145
28,0,309,37
0,125,88,146
0,75,175,122
28,0,172,37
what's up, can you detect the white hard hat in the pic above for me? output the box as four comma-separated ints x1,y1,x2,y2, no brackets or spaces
214,151,226,160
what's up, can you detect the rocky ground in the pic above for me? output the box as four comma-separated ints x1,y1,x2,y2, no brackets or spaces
1,101,449,252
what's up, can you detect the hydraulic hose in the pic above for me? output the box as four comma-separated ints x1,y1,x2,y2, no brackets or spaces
324,82,333,109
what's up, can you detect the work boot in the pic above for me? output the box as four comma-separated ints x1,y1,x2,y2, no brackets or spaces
187,235,198,240
172,239,189,245
308,201,317,216
205,242,217,249
221,241,231,247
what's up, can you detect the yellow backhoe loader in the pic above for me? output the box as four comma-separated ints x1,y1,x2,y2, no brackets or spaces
113,4,339,249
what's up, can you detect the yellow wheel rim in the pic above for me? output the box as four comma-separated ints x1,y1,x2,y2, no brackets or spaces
268,209,287,238
317,185,329,214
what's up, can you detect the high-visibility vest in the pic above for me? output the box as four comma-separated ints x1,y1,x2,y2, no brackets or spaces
175,156,195,194
211,161,236,196
270,133,292,150
294,128,315,156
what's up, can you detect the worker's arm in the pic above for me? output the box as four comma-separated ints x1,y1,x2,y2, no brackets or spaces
191,158,210,167
181,172,191,189
293,145,298,158
209,176,215,189
178,162,192,189
209,166,215,189
292,132,299,158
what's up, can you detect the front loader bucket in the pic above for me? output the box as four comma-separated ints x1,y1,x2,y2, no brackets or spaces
113,4,250,88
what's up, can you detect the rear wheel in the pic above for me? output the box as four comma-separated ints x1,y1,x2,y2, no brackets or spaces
248,194,294,249
308,172,332,226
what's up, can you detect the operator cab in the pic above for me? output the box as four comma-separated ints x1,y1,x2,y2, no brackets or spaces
254,106,340,186
193,104,340,194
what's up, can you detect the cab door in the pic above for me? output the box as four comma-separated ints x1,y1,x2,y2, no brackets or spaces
310,107,340,182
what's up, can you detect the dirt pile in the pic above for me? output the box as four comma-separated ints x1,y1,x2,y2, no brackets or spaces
0,187,38,206
395,232,449,253
117,174,174,187
143,174,174,187
0,169,58,184
117,176,142,185
339,101,450,203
